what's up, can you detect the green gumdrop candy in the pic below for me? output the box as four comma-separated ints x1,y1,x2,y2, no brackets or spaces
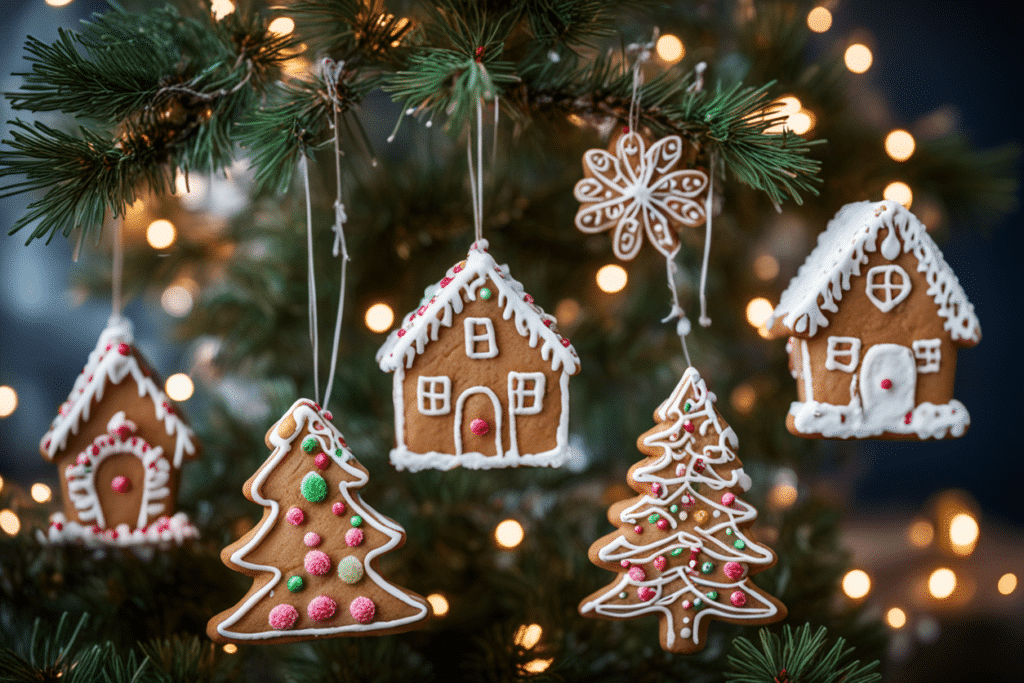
301,471,328,502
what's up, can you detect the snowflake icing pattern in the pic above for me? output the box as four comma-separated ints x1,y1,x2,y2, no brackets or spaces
574,132,708,260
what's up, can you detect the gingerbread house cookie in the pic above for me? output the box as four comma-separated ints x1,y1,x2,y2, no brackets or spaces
376,240,580,471
766,200,980,439
37,318,200,545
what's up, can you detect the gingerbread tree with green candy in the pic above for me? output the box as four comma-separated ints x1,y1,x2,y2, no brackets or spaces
208,399,429,644
580,368,786,653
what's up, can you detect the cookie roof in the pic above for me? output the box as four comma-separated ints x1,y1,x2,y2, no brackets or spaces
376,239,580,375
767,200,981,344
40,318,198,468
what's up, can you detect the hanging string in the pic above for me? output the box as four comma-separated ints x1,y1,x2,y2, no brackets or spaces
109,215,124,324
698,152,716,327
661,258,692,368
300,153,320,404
466,96,485,242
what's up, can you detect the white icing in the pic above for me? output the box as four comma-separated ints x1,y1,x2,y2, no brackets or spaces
453,387,503,458
580,369,781,649
573,132,708,260
416,376,451,416
859,344,916,427
215,400,428,640
463,317,499,359
508,372,545,415
800,340,814,401
790,398,969,439
865,264,912,312
912,339,941,373
825,336,861,373
37,511,198,548
769,200,981,344
40,318,198,469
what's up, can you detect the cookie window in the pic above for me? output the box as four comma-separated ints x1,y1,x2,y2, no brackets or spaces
508,372,545,415
912,339,941,373
825,336,861,372
865,264,912,312
464,317,498,359
417,376,451,415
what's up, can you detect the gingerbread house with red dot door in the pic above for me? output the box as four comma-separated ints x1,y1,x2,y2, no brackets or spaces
766,200,980,440
39,318,200,544
377,240,581,471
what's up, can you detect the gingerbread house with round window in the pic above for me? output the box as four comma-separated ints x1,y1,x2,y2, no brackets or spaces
766,200,980,440
376,240,580,471
38,318,200,545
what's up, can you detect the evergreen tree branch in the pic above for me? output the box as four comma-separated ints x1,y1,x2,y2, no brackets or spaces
725,623,882,683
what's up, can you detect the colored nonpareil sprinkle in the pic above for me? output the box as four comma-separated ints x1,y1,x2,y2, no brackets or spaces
350,515,363,527
307,595,337,621
302,436,319,453
338,556,364,584
304,550,331,576
349,596,376,624
701,561,715,574
286,507,305,525
287,576,304,592
301,471,328,502
268,604,299,630
723,561,744,580
345,528,364,546
647,513,660,524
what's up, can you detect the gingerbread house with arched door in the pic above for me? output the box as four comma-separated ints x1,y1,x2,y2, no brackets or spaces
377,240,580,471
766,200,980,440
39,318,200,544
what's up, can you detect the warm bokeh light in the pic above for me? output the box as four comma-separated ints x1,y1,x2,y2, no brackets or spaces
0,475,4,494
844,44,873,74
365,303,395,333
522,659,553,674
885,129,916,162
768,484,798,510
161,284,194,318
656,34,685,63
426,593,450,616
223,643,238,654
514,623,543,649
842,569,871,599
764,96,802,134
596,264,628,293
908,519,934,548
495,519,525,549
46,0,75,7
997,573,1017,595
753,254,779,280
883,181,913,208
146,219,177,249
210,0,235,20
31,483,52,504
788,109,815,135
0,385,17,417
745,297,774,328
806,7,832,33
165,373,195,402
555,298,582,327
268,17,295,35
0,509,20,536
929,568,957,599
730,383,756,415
886,607,907,629
948,513,979,555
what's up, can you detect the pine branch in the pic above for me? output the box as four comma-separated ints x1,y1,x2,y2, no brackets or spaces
725,624,881,683
286,0,414,66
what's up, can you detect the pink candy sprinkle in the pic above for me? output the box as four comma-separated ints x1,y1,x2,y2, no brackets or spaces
651,483,662,496
723,561,744,580
628,566,647,582
523,294,534,304
349,596,376,624
693,458,706,472
637,586,656,602
307,595,337,622
417,305,428,316
633,525,644,535
117,343,130,355
560,338,571,347
721,492,736,506
653,556,667,571
304,532,322,548
77,453,90,465
730,590,747,607
397,328,406,337
304,550,331,576
286,507,305,525
881,379,893,390
656,519,669,531
470,418,489,436
440,277,453,287
620,559,631,569
681,494,695,508
111,476,130,493
323,410,333,421
268,604,299,630
905,411,913,425
332,502,346,516
314,453,329,470
345,528,364,547
683,420,695,433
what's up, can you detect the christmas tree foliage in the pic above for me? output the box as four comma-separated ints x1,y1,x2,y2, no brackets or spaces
581,367,785,653
209,398,429,643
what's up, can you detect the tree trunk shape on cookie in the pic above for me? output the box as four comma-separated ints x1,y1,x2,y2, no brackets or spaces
207,399,429,644
579,368,786,654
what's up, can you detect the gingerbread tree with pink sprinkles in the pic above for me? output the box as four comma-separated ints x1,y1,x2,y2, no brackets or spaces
208,399,429,645
579,368,785,654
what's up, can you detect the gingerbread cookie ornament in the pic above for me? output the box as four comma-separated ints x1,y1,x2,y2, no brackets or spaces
580,368,785,654
37,318,200,546
766,200,980,439
208,399,429,644
376,239,580,472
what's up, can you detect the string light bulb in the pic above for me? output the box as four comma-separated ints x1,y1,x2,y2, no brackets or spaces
0,509,20,536
745,298,773,328
844,44,873,73
656,34,685,63
997,573,1017,595
426,593,450,616
596,264,628,293
807,7,832,33
364,303,395,333
223,644,238,654
495,519,524,548
885,129,916,161
161,283,195,318
146,219,176,249
46,0,75,7
31,483,52,503
886,607,907,629
948,512,979,556
210,0,235,19
268,17,295,35
0,385,17,418
883,181,913,208
521,659,553,674
842,569,871,599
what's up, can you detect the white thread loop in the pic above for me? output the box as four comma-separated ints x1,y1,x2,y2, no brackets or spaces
109,216,124,325
467,96,485,242
661,256,692,368
698,153,716,327
300,154,320,404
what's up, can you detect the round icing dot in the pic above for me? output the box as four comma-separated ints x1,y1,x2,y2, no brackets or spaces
286,507,305,525
338,556,364,584
656,519,669,531
307,595,337,621
302,436,319,453
560,338,571,347
304,550,332,576
637,586,655,602
332,501,346,516
731,590,747,607
647,513,660,524
301,471,328,502
721,492,736,506
680,627,692,639
653,556,667,571
111,475,131,493
633,524,643,535
117,342,130,355
268,604,299,630
470,418,489,436
678,511,688,521
618,592,627,600
480,287,492,300
723,561,744,580
287,576,304,592
303,532,322,548
314,452,329,470
734,539,746,550
713,510,721,518
700,561,715,574
349,596,376,624
350,515,363,527
345,528,364,547
628,566,647,582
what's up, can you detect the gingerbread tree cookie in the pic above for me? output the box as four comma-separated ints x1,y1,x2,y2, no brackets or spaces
208,399,429,644
580,368,785,654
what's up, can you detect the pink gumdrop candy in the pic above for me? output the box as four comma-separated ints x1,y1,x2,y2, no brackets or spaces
332,501,346,516
723,561,744,580
628,566,647,582
637,586,656,602
314,452,330,470
721,492,736,506
304,550,331,576
731,590,747,607
470,418,489,436
345,528,364,547
268,604,299,630
286,507,305,525
110,475,131,493
653,556,667,571
303,532,322,548
349,596,376,624
307,595,337,621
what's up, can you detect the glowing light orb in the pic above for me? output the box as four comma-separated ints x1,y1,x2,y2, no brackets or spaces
745,298,774,328
842,569,871,599
0,386,17,417
656,35,685,63
223,644,238,654
0,510,20,536
886,607,907,629
211,0,235,20
146,219,176,249
426,593,449,616
885,129,916,162
908,519,934,548
161,285,194,318
514,623,543,649
365,303,395,333
928,568,957,599
268,17,295,35
845,44,873,74
165,373,195,401
31,483,52,504
997,573,1017,595
753,254,779,280
495,519,525,549
596,264,628,293
807,7,833,33
522,659,553,674
883,181,913,208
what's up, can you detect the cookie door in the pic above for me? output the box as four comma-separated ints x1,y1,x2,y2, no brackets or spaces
454,388,503,457
859,343,916,430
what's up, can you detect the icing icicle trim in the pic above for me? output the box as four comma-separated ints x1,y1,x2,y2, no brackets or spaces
789,398,969,439
37,511,198,548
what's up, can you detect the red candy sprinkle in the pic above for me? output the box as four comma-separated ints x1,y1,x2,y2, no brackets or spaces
880,379,893,390
905,411,913,425
111,476,131,493
633,524,644,535
683,420,695,433
440,277,453,287
651,483,662,496
323,410,333,421
723,561,744,580
730,590,747,607
656,519,669,531
721,492,736,506
417,305,428,316
620,559,631,569
693,458,705,473
453,263,465,273
470,419,489,436
523,294,534,304
560,338,570,347
637,586,656,601
117,343,130,355
332,501,346,516
314,453,329,470
653,556,668,571
397,329,406,337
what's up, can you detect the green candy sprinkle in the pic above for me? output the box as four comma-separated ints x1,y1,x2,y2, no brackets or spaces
300,471,328,502
706,591,718,600
671,548,683,557
287,576,304,592
480,288,492,300
726,528,733,535
701,561,715,574
350,515,363,527
694,598,704,608
301,436,319,453
669,504,679,513
335,448,345,459
734,539,746,550
683,401,692,413
618,592,627,600
647,513,661,524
